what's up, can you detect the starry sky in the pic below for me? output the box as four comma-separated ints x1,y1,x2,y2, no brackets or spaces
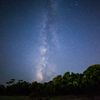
0,0,100,84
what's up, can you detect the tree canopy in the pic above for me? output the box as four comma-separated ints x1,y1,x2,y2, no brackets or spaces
0,64,100,97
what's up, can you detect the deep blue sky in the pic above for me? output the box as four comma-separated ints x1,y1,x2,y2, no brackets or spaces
0,0,100,84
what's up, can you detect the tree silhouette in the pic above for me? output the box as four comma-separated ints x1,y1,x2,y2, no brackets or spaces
1,64,100,97
53,75,62,82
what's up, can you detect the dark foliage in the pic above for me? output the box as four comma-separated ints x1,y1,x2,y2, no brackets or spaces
0,64,100,98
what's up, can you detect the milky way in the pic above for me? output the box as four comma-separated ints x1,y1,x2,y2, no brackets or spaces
35,0,61,82
0,0,100,84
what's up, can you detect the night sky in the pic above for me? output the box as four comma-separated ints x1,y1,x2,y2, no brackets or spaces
0,0,100,84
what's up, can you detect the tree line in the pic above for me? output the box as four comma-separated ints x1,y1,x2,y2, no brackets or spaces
0,64,100,97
